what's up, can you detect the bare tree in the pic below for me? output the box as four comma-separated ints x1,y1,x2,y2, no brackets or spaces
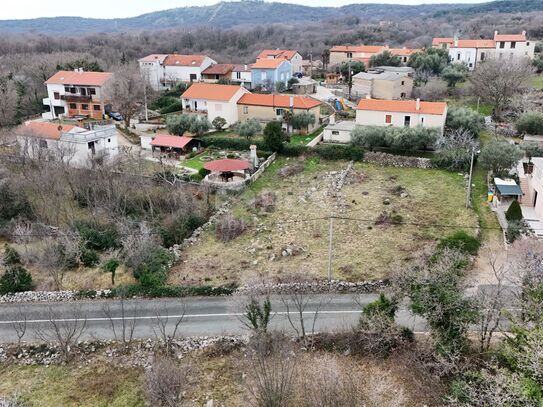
9,305,27,352
103,63,145,127
35,306,88,362
152,302,185,355
0,77,18,126
245,335,298,407
102,291,140,348
469,57,534,119
0,395,24,407
145,355,191,407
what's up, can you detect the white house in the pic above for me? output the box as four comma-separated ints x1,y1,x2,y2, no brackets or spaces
256,49,303,74
356,98,448,135
231,64,253,89
181,83,249,126
494,31,535,61
42,70,113,120
139,53,217,91
323,116,356,143
17,121,118,167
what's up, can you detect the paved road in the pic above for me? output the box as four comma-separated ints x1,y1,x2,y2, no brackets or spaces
0,294,426,343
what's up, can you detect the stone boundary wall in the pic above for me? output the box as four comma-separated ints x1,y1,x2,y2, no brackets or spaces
363,151,433,169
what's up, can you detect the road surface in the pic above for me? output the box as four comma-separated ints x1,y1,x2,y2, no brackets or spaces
0,294,426,343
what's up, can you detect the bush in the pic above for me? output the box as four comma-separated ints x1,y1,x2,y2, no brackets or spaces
479,141,523,176
150,95,179,110
198,167,208,178
313,144,364,161
75,221,120,251
412,79,448,101
0,181,33,226
102,258,120,284
352,125,437,152
236,118,262,140
516,112,543,136
0,265,33,294
263,121,284,152
159,101,183,114
291,112,316,131
159,213,206,248
215,215,247,242
437,231,480,255
112,283,236,298
445,106,485,136
133,246,173,283
202,137,265,151
505,200,523,222
80,247,99,267
432,148,472,172
212,116,227,131
280,144,309,157
3,245,21,266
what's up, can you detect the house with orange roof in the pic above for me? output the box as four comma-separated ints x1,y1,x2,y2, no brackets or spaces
356,98,447,135
256,49,303,74
202,64,234,83
42,69,113,120
329,45,420,67
16,121,118,167
230,64,252,89
432,31,534,70
181,83,249,126
237,93,321,132
138,53,216,90
251,58,292,91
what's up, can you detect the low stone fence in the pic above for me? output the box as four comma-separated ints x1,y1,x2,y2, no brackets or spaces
306,131,324,147
363,151,433,169
250,152,276,182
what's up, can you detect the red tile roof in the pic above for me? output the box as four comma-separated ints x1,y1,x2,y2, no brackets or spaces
45,71,113,86
139,54,168,63
204,159,250,172
150,135,193,149
251,59,289,69
432,37,454,46
432,37,495,48
232,64,250,72
330,45,386,54
357,98,447,115
181,83,245,101
256,49,299,61
237,93,321,110
389,48,422,56
495,33,527,42
17,121,78,140
202,64,234,75
163,55,208,67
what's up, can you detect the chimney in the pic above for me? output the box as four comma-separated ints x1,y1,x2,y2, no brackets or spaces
522,30,526,36
250,144,258,169
329,114,335,125
289,96,294,109
453,35,458,48
494,30,498,39
416,98,420,111
244,64,247,71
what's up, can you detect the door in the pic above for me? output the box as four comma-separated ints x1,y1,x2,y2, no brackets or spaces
194,101,198,110
404,115,411,127
534,190,538,207
190,74,197,82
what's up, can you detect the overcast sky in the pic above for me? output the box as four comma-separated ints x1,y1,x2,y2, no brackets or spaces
3,0,484,20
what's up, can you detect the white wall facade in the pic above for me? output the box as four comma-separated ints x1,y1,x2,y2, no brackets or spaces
290,53,304,74
183,87,248,126
448,47,477,70
139,60,164,91
231,70,252,88
495,40,535,60
356,108,447,135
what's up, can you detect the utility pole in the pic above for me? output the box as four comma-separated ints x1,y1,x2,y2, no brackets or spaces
466,147,476,208
143,70,149,122
327,216,334,284
348,60,352,100
309,52,313,79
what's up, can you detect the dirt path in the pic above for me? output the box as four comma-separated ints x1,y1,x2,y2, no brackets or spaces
467,230,507,288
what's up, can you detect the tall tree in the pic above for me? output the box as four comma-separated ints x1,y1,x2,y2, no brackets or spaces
103,63,145,127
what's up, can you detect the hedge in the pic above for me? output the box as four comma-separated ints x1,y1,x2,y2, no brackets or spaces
202,137,266,150
313,144,364,161
110,283,237,298
159,101,183,114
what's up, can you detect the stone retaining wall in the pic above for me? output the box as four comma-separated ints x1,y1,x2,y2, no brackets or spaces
363,151,432,169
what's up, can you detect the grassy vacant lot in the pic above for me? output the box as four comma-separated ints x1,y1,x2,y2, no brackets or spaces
169,157,477,285
0,350,444,406
529,74,543,90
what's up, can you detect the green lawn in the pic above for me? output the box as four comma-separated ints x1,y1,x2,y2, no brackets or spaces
182,149,246,171
288,125,325,145
529,74,543,90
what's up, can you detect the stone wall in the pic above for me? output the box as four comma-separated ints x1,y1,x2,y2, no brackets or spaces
363,151,433,169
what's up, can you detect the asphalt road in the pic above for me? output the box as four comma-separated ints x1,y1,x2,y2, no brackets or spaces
0,294,427,343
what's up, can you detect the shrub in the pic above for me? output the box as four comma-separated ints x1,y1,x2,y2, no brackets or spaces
516,112,543,136
150,95,178,110
102,258,120,285
212,116,227,131
80,247,100,267
314,144,364,161
0,181,33,226
505,200,523,222
198,167,208,178
159,100,183,114
263,121,284,152
202,137,265,151
216,215,247,242
441,64,467,87
236,118,262,140
445,106,485,136
351,125,391,150
75,221,120,251
252,192,277,213
280,144,309,157
0,265,33,294
479,141,523,176
437,231,480,255
412,79,448,101
133,246,173,283
3,245,21,266
278,164,305,177
111,283,236,298
166,114,193,136
291,112,316,131
159,213,206,248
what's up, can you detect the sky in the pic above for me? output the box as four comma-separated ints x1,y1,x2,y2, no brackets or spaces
3,0,485,20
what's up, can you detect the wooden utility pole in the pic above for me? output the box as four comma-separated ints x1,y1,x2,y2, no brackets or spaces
327,216,334,283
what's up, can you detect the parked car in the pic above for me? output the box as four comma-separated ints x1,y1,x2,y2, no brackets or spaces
108,112,123,121
293,72,304,78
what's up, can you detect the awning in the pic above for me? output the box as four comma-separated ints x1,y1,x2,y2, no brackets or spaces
494,178,523,196
151,135,193,149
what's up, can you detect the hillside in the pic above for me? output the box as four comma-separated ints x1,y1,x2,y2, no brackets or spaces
0,0,538,35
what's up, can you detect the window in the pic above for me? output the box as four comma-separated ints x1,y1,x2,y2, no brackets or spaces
243,106,248,114
347,52,353,58
69,103,77,110
385,114,392,124
511,41,516,49
457,53,461,61
421,117,425,125
276,108,284,116
107,138,111,143
332,131,340,135
527,42,530,46
70,87,76,93
469,63,473,68
88,141,95,155
261,72,267,80
400,92,406,98
81,104,89,110
215,74,220,80
236,72,242,79
64,86,70,92
189,74,197,82
499,41,505,49
80,88,87,96
39,139,48,149
89,88,96,95
401,81,405,85
93,105,101,111
480,52,486,61
53,92,60,100
404,115,411,127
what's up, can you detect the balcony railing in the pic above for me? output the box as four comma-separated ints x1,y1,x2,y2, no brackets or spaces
61,94,92,102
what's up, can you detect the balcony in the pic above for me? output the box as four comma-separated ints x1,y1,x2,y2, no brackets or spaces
42,97,65,107
61,94,92,102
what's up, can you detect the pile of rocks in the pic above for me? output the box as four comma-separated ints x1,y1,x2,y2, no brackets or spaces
364,152,432,169
236,279,388,295
0,289,112,304
332,161,354,192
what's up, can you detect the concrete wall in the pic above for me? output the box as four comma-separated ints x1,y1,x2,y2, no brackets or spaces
352,76,413,100
531,162,543,219
237,104,321,131
448,47,477,70
323,127,352,143
356,107,446,135
495,40,535,60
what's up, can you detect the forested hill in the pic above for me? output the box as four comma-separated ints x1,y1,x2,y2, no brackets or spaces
0,0,539,35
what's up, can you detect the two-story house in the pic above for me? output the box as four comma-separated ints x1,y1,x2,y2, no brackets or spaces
42,70,113,120
251,59,292,91
329,45,386,67
494,31,535,61
356,98,447,135
201,64,234,83
230,64,252,89
256,49,303,75
352,69,413,100
138,53,216,90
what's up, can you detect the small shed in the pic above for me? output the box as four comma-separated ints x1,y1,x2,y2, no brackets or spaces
150,135,200,155
204,159,250,183
493,177,523,208
292,78,317,95
323,119,356,144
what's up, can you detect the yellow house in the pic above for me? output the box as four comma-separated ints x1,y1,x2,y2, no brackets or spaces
237,94,322,132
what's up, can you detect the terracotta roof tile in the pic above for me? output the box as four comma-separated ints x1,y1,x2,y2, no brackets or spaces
256,49,299,61
204,159,250,172
251,59,289,69
237,93,321,110
389,48,422,56
357,98,447,115
150,135,193,149
17,121,78,140
163,55,208,67
202,64,234,75
330,45,386,54
432,37,454,45
139,54,168,63
181,83,245,101
495,33,527,42
45,71,113,86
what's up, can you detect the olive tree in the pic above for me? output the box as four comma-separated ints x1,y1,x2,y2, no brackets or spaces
516,112,543,136
441,64,467,87
479,140,523,177
445,106,485,136
291,112,315,133
236,119,262,140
